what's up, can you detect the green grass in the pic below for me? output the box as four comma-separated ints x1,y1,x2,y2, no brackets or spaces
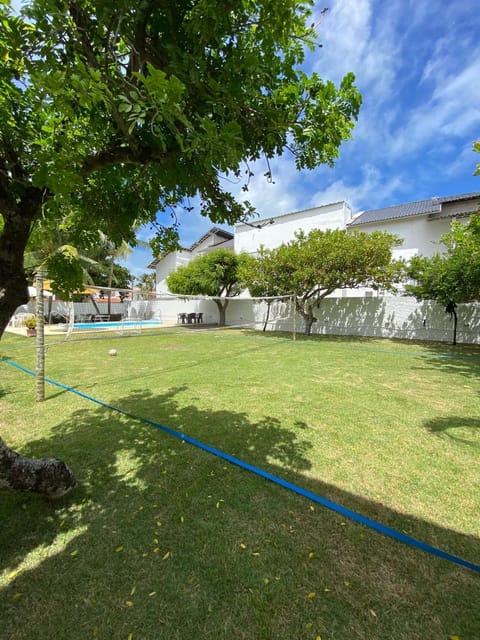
1,328,479,640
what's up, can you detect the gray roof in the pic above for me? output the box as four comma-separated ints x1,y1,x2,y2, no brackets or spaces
349,192,480,227
147,227,233,268
188,227,233,251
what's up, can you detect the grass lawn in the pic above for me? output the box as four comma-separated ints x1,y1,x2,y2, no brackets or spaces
0,328,479,640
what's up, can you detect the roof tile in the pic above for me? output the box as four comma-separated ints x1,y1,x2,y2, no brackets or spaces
349,192,480,226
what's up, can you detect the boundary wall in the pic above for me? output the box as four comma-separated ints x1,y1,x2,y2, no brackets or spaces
144,295,480,344
10,296,480,344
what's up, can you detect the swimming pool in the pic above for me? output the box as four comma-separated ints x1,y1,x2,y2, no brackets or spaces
58,320,162,331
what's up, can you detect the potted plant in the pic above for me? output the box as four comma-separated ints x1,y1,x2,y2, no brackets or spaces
24,316,37,337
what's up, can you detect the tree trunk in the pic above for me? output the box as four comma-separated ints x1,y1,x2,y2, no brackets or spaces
263,300,271,332
107,257,115,316
452,307,458,346
296,300,317,335
0,191,77,497
214,299,229,326
0,202,35,335
445,300,458,346
0,437,76,499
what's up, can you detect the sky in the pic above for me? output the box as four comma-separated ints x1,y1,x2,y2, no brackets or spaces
18,0,480,278
126,0,480,277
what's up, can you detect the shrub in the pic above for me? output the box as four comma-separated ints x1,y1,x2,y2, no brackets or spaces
24,316,37,329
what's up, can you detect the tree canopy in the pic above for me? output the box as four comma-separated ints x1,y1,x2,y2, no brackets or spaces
136,272,156,293
0,0,362,497
167,249,252,325
406,214,480,344
0,0,361,336
242,228,403,334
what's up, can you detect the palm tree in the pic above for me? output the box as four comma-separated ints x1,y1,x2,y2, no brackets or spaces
137,272,156,294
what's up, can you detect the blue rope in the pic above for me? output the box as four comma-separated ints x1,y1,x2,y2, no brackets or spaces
2,356,479,573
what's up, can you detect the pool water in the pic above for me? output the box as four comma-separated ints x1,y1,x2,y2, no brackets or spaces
58,320,162,331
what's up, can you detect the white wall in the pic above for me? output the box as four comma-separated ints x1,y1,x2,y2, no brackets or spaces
125,294,479,344
13,295,477,344
349,197,478,260
219,296,480,344
353,215,454,260
234,201,351,255
143,196,480,344
155,250,190,294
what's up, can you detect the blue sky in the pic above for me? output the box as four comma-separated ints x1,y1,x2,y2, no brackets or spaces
127,0,480,277
24,0,480,279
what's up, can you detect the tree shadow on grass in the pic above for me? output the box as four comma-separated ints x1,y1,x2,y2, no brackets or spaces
414,340,480,387
0,386,479,640
423,415,480,446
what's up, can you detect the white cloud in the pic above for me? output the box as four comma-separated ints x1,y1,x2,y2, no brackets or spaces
118,0,480,272
389,51,480,158
312,0,401,103
308,165,404,212
443,141,480,178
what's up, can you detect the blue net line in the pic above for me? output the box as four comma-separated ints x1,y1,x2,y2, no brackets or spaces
2,356,479,573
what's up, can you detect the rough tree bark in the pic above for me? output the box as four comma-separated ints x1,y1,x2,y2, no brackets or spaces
214,299,229,327
0,191,77,498
0,437,76,499
296,300,317,336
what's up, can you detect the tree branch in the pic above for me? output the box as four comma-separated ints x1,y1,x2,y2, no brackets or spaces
81,143,169,175
67,1,138,146
128,0,170,75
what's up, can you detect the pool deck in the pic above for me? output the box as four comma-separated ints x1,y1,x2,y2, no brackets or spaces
5,325,64,336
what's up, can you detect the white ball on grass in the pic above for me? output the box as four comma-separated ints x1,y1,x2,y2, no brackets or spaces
109,349,117,356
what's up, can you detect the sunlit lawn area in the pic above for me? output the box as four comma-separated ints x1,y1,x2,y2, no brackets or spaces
1,328,479,639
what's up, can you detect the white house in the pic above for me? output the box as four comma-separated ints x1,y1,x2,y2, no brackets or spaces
234,201,352,255
348,192,480,261
148,227,234,294
147,192,480,342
